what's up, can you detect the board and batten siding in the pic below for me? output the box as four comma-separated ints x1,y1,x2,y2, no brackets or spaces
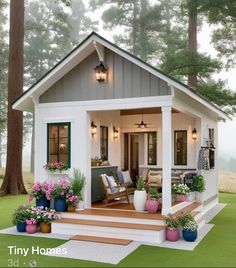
39,48,171,103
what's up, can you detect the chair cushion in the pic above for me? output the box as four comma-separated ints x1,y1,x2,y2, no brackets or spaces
105,175,118,194
116,171,124,184
122,170,132,184
101,174,111,194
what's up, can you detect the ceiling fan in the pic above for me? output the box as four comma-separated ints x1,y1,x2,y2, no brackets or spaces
135,113,152,129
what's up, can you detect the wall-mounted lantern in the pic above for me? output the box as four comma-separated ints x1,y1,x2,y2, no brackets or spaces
91,121,97,137
94,62,108,82
113,127,119,141
192,128,197,140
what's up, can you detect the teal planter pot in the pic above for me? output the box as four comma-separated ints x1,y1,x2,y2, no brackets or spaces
36,198,50,208
16,222,26,232
54,198,67,211
183,229,198,242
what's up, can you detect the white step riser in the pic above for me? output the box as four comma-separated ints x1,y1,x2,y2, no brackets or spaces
52,222,165,244
171,201,194,214
59,213,164,226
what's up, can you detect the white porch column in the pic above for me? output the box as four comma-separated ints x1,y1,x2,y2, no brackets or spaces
161,106,172,215
77,110,91,208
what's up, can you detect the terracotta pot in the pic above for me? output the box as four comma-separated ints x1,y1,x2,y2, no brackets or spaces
40,222,51,233
175,194,187,202
166,227,179,241
67,205,76,212
26,224,37,234
146,200,159,213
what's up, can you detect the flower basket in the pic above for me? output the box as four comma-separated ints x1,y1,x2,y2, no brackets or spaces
36,198,50,209
44,161,69,173
166,227,179,241
146,200,159,213
26,218,37,234
183,229,197,242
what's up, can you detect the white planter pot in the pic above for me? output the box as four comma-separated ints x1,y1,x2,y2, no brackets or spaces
133,190,147,211
188,192,196,202
196,192,204,203
76,201,85,211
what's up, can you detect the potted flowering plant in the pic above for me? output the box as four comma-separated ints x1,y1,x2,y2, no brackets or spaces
12,205,31,232
172,183,190,202
66,194,79,212
40,208,57,233
165,214,180,241
146,188,160,213
28,181,54,208
52,178,70,211
44,161,68,173
25,218,37,234
183,220,198,242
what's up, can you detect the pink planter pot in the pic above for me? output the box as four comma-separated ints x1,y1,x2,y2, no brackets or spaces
26,224,37,234
175,195,187,202
146,200,159,213
166,228,179,241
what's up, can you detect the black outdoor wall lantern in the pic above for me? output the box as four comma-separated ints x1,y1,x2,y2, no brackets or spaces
94,61,108,82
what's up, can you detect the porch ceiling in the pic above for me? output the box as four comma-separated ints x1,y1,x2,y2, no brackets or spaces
120,107,179,116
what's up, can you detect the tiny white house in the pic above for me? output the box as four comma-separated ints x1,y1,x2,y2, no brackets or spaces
13,32,227,242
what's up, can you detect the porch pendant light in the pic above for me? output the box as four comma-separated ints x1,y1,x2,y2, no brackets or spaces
91,121,97,137
94,61,108,82
135,113,151,129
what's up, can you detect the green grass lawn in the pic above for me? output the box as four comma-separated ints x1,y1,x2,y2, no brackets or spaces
0,193,235,267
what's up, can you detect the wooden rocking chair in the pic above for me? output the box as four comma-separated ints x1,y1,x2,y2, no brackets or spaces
100,175,130,206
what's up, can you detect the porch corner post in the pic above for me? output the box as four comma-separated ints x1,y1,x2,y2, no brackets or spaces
161,106,172,215
77,110,91,208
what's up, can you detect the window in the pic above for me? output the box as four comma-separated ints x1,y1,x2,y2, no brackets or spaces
148,132,157,165
47,122,71,167
100,126,108,161
174,130,187,165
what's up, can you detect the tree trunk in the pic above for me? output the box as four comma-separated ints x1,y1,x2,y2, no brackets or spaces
1,0,27,194
187,0,198,89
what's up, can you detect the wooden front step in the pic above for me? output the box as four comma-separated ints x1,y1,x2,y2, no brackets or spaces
70,235,132,245
66,208,165,220
173,202,201,217
55,218,164,231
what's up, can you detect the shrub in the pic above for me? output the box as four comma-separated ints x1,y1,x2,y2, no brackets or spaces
178,211,194,227
183,220,198,231
52,178,71,199
12,205,32,224
41,208,57,224
71,169,86,201
193,175,205,193
136,176,145,191
165,214,179,229
172,183,190,195
44,161,68,173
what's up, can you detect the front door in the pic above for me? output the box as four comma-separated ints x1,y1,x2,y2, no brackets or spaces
130,134,139,181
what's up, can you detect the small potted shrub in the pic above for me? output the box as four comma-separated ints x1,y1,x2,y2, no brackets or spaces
178,211,194,228
71,169,86,210
172,183,190,202
44,161,68,173
12,205,31,232
182,220,198,242
146,188,160,213
133,176,147,211
193,175,205,202
52,178,70,211
40,208,57,233
28,181,53,208
165,214,180,241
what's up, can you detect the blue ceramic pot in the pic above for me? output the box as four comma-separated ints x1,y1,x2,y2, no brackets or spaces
16,222,26,232
54,198,67,212
36,198,50,209
183,229,198,242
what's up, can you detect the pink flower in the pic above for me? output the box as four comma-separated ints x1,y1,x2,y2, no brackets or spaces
28,195,33,202
60,192,64,196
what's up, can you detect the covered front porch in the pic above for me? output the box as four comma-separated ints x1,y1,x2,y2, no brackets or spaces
81,96,202,216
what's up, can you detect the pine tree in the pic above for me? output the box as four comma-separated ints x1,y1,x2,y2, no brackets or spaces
1,0,27,194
